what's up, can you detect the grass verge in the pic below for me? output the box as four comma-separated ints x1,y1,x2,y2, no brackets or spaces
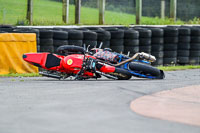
0,73,40,77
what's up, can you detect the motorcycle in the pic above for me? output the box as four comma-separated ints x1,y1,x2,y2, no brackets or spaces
23,45,165,80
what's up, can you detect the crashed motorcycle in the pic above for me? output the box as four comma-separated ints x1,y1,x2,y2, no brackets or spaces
23,45,165,80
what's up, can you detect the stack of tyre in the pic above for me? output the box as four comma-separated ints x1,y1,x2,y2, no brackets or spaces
39,29,54,53
189,27,200,65
163,27,179,65
94,30,111,49
123,29,139,57
134,28,152,54
177,28,191,65
83,31,97,49
108,29,124,53
53,30,68,53
68,30,83,47
150,28,164,66
0,25,15,33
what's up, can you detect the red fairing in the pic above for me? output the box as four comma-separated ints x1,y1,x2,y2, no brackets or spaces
99,64,115,73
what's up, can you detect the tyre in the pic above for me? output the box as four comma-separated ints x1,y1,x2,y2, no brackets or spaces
190,36,200,43
109,30,124,39
149,28,164,37
139,46,151,53
128,62,161,76
83,31,97,40
163,57,177,65
164,37,178,43
53,40,68,47
191,28,200,36
178,36,190,43
40,46,54,53
53,31,68,40
68,30,83,40
164,28,178,37
164,51,177,58
189,57,199,65
68,40,83,46
83,40,97,48
39,30,53,38
177,57,189,64
178,43,190,50
190,43,200,50
110,39,124,46
177,50,190,57
40,39,53,46
124,46,139,54
190,50,200,57
124,30,139,39
151,37,164,44
151,44,164,51
135,28,152,38
139,38,151,45
124,39,139,46
97,41,110,48
109,67,132,80
164,44,177,51
95,30,111,40
57,45,85,54
151,51,164,58
178,28,191,36
110,45,124,53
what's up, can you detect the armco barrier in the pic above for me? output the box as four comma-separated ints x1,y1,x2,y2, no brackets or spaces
0,33,38,74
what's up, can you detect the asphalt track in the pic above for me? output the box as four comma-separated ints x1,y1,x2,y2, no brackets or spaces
0,69,199,133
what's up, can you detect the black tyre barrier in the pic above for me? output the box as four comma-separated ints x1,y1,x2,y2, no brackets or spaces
190,50,200,57
139,46,151,54
164,37,179,43
39,30,53,39
151,37,164,44
124,46,139,56
164,44,178,51
152,58,163,66
40,39,53,46
151,51,164,58
83,40,97,49
109,30,124,39
189,57,199,65
149,28,164,37
134,28,152,38
163,58,177,65
53,31,68,40
178,36,191,43
151,44,164,51
124,39,139,46
191,28,200,36
68,30,83,40
190,36,200,43
177,57,189,64
124,30,139,39
110,45,124,53
164,51,177,58
68,40,83,47
163,28,179,37
177,50,190,57
83,31,97,40
37,45,40,52
190,43,200,50
40,46,54,53
139,38,151,46
178,28,191,36
178,43,190,50
53,40,68,47
0,28,14,32
110,39,124,46
94,30,111,41
97,41,110,48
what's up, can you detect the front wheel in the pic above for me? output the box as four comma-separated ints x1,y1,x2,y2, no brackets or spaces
128,62,165,79
109,67,132,80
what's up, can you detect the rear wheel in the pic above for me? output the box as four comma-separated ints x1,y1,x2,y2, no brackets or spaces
128,62,161,77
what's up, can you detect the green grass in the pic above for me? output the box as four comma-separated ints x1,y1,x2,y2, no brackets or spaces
1,0,198,25
157,65,200,71
0,73,40,77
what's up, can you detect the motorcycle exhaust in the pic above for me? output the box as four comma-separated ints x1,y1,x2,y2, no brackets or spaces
39,71,62,79
139,52,156,62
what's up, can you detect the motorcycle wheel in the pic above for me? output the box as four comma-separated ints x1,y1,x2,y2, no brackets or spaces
109,68,132,80
128,62,161,77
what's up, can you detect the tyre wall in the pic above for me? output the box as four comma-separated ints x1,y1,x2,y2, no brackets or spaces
1,25,200,66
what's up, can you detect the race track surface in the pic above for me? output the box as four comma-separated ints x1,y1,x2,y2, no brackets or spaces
0,69,200,133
